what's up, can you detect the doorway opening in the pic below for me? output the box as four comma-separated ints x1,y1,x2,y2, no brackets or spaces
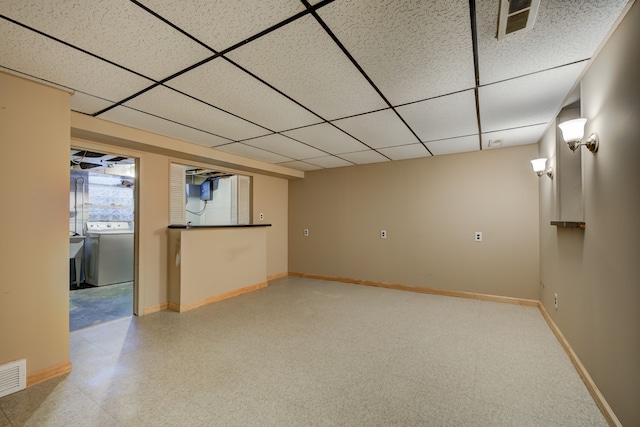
69,148,137,331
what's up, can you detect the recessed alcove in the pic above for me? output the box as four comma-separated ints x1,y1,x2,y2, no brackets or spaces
552,102,585,228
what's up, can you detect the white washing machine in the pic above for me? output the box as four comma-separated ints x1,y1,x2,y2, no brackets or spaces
84,222,134,286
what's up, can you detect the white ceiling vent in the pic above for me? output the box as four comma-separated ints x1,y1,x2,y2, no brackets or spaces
497,0,541,40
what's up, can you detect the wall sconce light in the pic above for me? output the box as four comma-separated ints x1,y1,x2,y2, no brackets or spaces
557,118,599,153
530,158,553,178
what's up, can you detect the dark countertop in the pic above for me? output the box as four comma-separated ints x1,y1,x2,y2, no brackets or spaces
168,224,272,229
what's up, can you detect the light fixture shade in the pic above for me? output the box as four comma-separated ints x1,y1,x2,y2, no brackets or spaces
530,158,547,173
558,118,587,142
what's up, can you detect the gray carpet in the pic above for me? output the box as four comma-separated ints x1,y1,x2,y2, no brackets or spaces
2,276,606,426
69,282,133,331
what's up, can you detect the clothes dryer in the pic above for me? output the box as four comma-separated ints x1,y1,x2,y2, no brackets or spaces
84,222,133,286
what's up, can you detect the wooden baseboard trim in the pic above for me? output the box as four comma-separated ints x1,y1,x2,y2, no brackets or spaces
288,272,539,307
27,361,72,387
171,282,268,313
267,272,288,281
537,303,621,427
143,303,168,315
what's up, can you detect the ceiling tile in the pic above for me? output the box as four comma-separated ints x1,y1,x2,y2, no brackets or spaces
332,109,418,149
477,0,630,84
378,144,432,161
482,124,549,150
99,106,232,147
0,20,152,101
0,0,212,81
396,90,478,142
426,135,480,156
123,85,270,141
166,58,321,132
71,92,115,116
214,143,293,164
339,150,390,165
277,161,323,171
479,62,586,133
282,123,367,154
318,0,475,105
136,0,306,52
226,15,388,120
243,134,327,160
305,156,354,169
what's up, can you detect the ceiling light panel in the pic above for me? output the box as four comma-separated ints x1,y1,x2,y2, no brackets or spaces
476,0,629,84
226,15,388,120
339,150,389,165
317,0,475,106
166,59,321,132
214,143,294,164
481,124,548,149
122,85,269,141
396,90,478,142
479,62,585,133
0,0,213,81
136,0,306,52
426,135,479,156
332,109,418,149
243,134,327,160
378,144,431,161
305,156,354,169
277,161,323,171
0,20,152,101
99,106,232,148
71,92,115,116
282,123,367,155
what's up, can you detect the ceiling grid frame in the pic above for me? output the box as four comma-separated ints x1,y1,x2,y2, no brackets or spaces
0,0,631,170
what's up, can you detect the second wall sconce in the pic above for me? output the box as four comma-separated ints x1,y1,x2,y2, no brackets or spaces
531,158,553,178
558,118,599,153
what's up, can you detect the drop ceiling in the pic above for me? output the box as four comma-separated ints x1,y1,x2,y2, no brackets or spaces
0,0,630,171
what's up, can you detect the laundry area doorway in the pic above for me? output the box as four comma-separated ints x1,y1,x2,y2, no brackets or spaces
69,148,137,331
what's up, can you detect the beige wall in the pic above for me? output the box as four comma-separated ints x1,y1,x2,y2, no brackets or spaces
253,174,288,277
538,2,640,425
71,132,290,314
169,227,267,308
0,73,71,374
289,144,540,299
0,72,290,377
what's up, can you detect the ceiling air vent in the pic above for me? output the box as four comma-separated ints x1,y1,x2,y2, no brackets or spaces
497,0,540,40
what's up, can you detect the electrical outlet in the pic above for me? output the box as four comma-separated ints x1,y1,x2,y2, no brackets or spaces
554,293,558,309
380,230,387,239
474,231,483,242
303,228,309,237
259,212,264,221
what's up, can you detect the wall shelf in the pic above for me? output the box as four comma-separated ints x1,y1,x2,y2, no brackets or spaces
551,221,585,229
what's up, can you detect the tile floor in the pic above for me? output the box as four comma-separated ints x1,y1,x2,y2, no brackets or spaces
0,276,607,426
69,282,133,331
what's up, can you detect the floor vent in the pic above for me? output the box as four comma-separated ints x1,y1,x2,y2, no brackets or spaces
0,359,26,398
497,0,540,40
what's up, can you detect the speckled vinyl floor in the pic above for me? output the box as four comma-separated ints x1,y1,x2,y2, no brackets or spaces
0,276,607,426
69,282,133,331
